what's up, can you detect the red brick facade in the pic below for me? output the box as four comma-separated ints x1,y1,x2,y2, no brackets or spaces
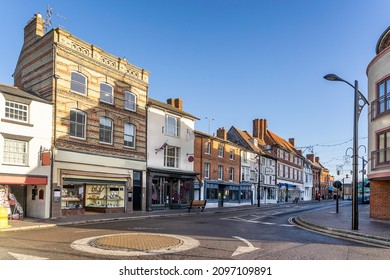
370,181,390,220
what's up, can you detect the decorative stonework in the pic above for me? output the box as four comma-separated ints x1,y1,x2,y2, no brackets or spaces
71,42,91,57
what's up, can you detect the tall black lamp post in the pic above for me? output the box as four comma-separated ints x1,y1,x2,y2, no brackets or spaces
324,74,369,230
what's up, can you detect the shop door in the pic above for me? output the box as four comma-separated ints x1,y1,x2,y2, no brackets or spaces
133,186,142,211
218,186,224,207
132,171,142,211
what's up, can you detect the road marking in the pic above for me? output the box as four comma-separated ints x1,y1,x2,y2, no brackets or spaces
8,252,48,260
232,236,260,256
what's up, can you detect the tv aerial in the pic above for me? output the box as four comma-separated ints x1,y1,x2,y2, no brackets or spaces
44,5,67,33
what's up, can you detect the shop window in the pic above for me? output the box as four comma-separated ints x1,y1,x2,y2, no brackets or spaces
85,185,124,209
62,185,84,210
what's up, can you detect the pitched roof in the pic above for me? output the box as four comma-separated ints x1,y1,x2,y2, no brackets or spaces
147,98,199,120
265,129,300,156
0,83,50,104
229,126,275,157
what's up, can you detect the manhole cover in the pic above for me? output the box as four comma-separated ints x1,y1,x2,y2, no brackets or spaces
91,233,182,251
71,232,199,257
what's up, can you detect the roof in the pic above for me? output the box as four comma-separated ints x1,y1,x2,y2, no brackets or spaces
0,84,50,104
147,98,199,120
376,25,390,54
229,126,275,157
265,129,300,156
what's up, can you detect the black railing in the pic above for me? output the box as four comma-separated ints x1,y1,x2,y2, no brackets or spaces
371,148,390,170
371,93,390,120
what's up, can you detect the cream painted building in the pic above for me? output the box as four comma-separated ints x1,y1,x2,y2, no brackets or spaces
0,84,52,218
146,98,199,210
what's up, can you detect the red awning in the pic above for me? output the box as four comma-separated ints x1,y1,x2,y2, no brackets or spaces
0,175,48,185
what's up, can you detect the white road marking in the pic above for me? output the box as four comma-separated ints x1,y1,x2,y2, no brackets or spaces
232,236,260,256
8,252,48,260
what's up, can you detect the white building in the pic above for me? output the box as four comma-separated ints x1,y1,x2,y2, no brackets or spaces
0,84,52,218
302,158,313,201
146,98,199,210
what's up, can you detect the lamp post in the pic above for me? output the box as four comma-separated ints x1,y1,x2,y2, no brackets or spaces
324,74,369,230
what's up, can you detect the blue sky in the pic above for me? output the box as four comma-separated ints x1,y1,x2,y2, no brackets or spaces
1,0,389,179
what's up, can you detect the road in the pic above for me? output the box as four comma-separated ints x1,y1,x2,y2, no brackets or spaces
0,202,389,260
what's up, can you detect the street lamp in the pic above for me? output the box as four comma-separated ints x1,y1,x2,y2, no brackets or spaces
324,73,369,230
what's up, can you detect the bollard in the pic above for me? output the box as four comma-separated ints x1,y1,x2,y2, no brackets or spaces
0,206,11,229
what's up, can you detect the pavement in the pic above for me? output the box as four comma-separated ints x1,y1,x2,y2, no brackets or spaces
1,200,390,252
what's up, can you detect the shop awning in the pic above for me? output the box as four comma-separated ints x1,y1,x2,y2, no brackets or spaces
278,183,297,188
0,175,48,185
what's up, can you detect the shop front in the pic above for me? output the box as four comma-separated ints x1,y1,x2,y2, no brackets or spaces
0,175,49,219
61,177,129,215
147,168,197,210
204,180,252,208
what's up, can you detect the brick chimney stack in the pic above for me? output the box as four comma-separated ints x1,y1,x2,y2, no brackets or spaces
253,119,267,141
217,127,227,140
315,156,320,163
289,138,295,147
167,98,183,110
24,13,44,46
306,154,314,162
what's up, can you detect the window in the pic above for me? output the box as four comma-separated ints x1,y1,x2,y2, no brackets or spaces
71,72,87,95
204,162,210,178
124,123,135,148
164,146,180,168
100,83,113,104
124,91,136,111
242,166,250,182
229,167,234,181
165,115,179,137
99,117,113,144
205,141,211,154
5,101,28,122
70,109,86,139
230,149,235,160
377,130,390,164
218,144,224,158
218,165,223,180
3,139,28,165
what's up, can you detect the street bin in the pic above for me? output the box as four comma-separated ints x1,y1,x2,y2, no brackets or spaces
0,206,11,229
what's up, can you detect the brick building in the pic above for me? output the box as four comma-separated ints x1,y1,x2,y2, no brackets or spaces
194,128,247,207
252,119,305,202
13,14,149,216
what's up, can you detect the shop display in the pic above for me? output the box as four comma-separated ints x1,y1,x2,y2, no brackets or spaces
61,185,84,209
85,185,124,210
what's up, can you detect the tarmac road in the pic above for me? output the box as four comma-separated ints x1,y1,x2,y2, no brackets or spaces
1,202,389,260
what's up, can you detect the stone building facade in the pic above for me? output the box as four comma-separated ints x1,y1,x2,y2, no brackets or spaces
13,14,149,216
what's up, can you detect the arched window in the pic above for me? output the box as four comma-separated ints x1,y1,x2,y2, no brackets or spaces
124,91,136,111
100,83,114,104
70,71,87,95
70,109,87,139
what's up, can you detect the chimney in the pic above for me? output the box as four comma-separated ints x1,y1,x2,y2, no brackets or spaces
253,119,267,140
306,154,314,162
315,156,320,163
288,138,295,147
217,127,227,140
24,13,45,45
167,98,183,110
174,98,183,110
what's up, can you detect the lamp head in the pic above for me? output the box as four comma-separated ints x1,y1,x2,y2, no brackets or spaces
324,74,344,82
